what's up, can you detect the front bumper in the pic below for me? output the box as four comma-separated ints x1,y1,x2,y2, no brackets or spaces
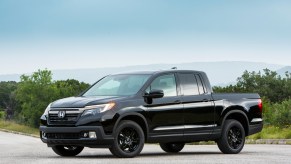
39,126,114,148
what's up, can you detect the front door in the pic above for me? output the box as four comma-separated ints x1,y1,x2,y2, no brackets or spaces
144,73,184,141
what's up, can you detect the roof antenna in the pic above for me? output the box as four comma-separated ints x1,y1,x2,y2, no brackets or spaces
171,67,177,70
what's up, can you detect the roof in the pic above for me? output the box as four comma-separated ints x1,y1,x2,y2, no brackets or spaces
111,69,204,75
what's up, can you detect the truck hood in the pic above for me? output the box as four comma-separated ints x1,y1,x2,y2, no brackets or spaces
50,96,124,108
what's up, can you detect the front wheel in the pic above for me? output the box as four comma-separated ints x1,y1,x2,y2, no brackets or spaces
109,120,144,158
52,145,84,156
217,119,245,154
160,143,185,153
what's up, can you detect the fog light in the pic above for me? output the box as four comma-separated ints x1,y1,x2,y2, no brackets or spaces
89,131,97,139
42,131,47,139
83,132,88,138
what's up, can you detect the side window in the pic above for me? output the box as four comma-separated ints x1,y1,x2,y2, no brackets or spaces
147,74,177,97
179,73,199,96
195,74,206,94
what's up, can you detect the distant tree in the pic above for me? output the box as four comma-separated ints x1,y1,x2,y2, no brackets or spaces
213,69,291,103
15,69,58,127
54,79,90,98
212,84,244,93
0,81,18,119
15,69,90,127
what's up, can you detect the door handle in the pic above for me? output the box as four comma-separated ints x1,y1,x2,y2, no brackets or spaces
202,99,209,102
174,100,181,104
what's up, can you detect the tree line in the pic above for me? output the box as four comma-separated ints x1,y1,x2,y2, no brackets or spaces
1,69,290,128
0,69,90,127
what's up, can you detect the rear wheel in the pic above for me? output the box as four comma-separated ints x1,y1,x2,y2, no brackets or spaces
217,119,245,154
109,120,144,158
160,143,185,153
52,145,84,156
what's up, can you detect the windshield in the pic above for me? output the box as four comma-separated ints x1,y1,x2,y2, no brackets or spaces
82,74,151,96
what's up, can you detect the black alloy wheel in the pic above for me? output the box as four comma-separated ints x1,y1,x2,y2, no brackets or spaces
109,120,144,158
217,119,245,154
118,127,140,153
227,126,243,149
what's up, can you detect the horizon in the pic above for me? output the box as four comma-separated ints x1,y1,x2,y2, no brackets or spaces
0,60,288,76
1,1,291,74
0,60,290,86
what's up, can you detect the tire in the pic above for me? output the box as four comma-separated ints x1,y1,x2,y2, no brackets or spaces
52,145,84,156
160,143,185,153
109,120,145,158
217,119,245,154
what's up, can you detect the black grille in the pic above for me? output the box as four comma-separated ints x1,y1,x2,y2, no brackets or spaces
48,112,80,125
46,133,80,139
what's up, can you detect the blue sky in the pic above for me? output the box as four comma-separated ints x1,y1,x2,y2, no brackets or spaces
0,0,291,74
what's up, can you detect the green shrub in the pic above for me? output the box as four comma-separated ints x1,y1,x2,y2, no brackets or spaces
0,111,5,120
272,99,291,126
261,97,273,126
262,99,291,127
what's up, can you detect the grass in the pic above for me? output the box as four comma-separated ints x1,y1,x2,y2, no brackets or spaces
247,126,291,139
0,120,39,136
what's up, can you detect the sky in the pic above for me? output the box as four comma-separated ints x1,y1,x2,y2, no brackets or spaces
0,0,291,75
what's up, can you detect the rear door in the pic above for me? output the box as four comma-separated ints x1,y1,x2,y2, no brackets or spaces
178,73,215,140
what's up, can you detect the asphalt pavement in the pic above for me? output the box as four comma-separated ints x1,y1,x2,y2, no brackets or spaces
0,131,290,164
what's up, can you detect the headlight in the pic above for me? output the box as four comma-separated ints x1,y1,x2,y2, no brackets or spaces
82,102,115,116
43,103,51,116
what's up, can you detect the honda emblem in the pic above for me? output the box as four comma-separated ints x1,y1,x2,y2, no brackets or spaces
58,111,66,118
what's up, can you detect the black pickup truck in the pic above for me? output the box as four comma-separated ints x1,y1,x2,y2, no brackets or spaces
40,70,263,158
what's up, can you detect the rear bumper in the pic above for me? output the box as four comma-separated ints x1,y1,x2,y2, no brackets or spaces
248,123,263,136
39,126,113,148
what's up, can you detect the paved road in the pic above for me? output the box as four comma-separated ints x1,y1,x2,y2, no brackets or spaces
1,131,290,164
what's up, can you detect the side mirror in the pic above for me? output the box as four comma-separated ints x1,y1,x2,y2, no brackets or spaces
143,89,164,99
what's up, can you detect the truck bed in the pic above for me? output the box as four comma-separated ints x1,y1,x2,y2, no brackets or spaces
212,93,260,100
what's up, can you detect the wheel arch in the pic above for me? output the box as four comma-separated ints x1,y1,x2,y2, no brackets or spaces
220,109,250,136
113,113,149,141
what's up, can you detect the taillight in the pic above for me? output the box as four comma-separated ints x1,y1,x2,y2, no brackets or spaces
258,99,263,112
